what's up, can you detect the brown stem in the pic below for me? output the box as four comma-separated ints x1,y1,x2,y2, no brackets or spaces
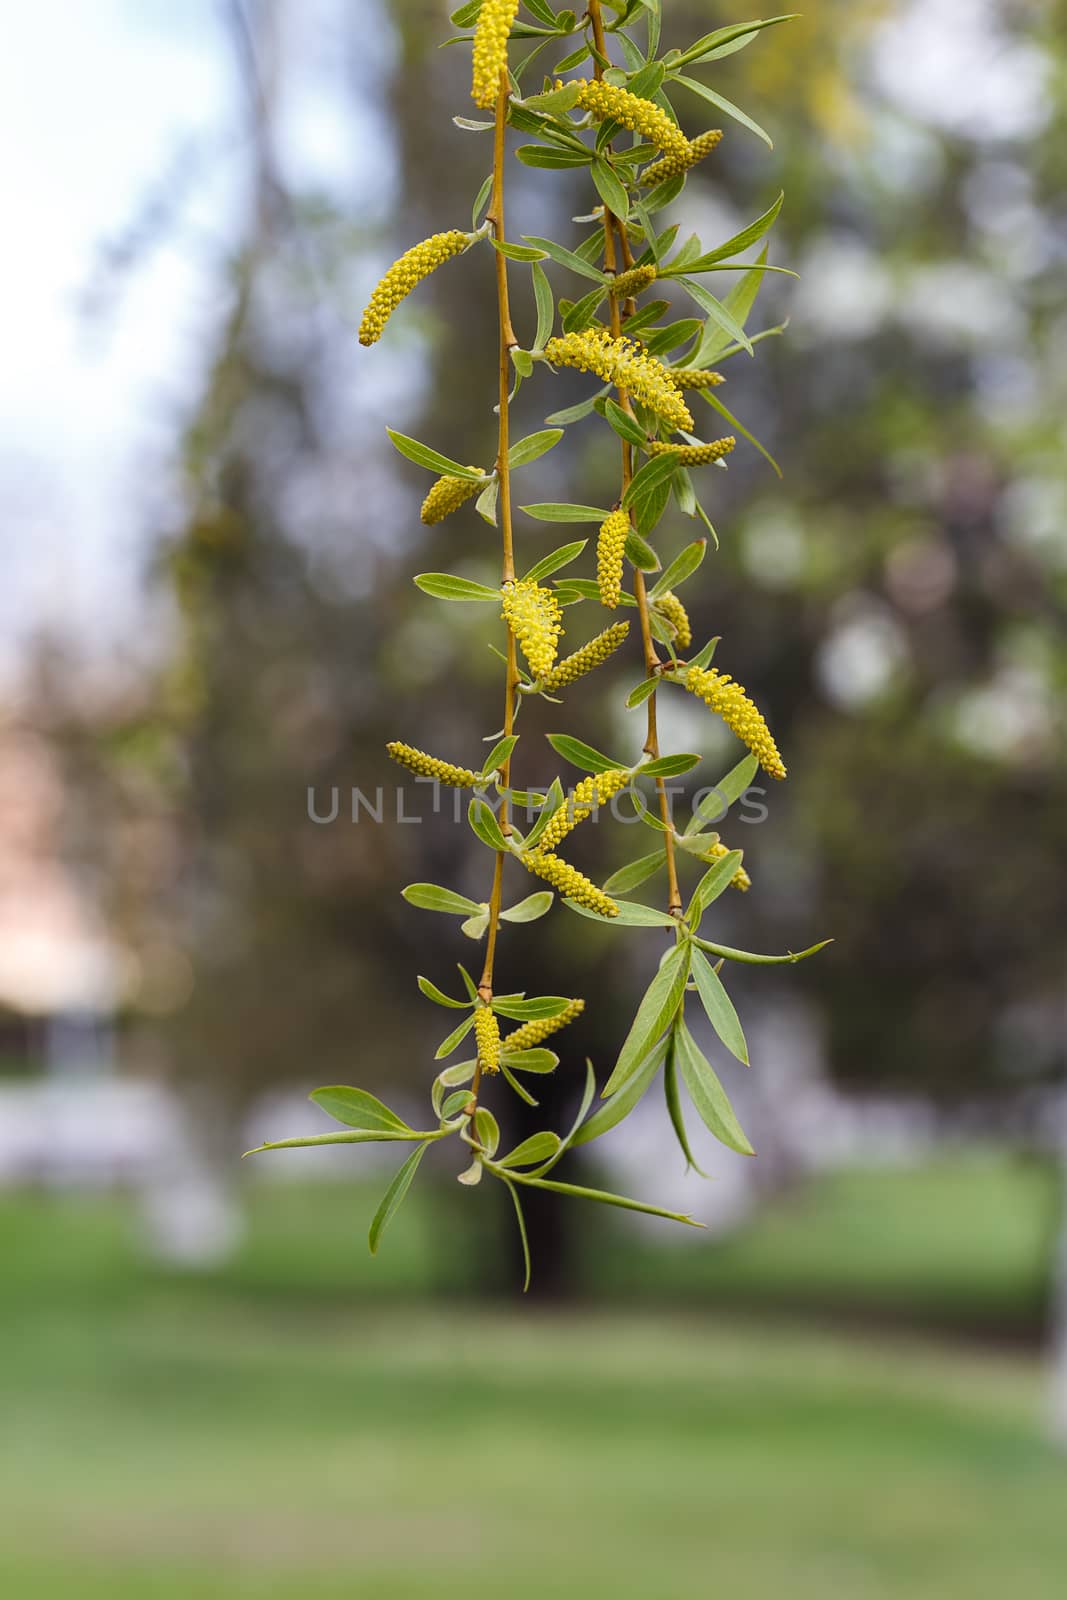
473,70,520,1098
588,2,683,917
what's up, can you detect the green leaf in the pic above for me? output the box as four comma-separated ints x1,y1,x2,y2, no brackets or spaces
603,942,691,1096
690,947,749,1065
676,16,797,68
491,237,548,261
521,777,565,850
493,995,571,1021
674,1016,753,1154
650,539,706,598
480,735,518,777
498,1131,563,1169
368,1144,430,1254
435,1013,477,1060
310,1086,412,1134
475,477,499,523
387,429,485,480
531,261,555,351
640,752,700,778
500,1175,532,1292
675,276,754,357
522,79,582,114
473,1107,500,1157
694,936,833,966
546,732,625,773
499,891,554,923
571,1039,665,1147
246,1130,429,1154
516,143,593,169
624,529,660,571
670,74,773,150
500,1064,539,1108
565,898,677,928
508,428,564,468
623,453,678,510
561,283,607,333
673,192,784,271
405,883,484,917
516,1173,700,1227
626,676,658,709
470,171,493,230
689,247,769,368
524,235,609,284
523,540,587,582
521,501,608,523
543,392,603,426
499,1048,559,1073
685,754,759,834
417,973,470,1008
591,156,630,222
414,573,501,602
602,396,647,446
664,1044,712,1176
468,797,510,851
603,847,667,895
700,386,782,477
687,850,744,926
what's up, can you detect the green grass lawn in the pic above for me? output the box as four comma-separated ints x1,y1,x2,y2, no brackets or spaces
0,1169,1065,1598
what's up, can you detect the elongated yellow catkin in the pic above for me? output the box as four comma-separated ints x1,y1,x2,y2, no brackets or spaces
501,579,563,679
596,508,630,609
669,368,725,390
610,264,658,299
704,839,752,893
358,231,471,346
536,769,630,854
646,437,736,466
565,79,689,164
545,330,693,432
471,0,519,107
473,1006,501,1074
386,742,481,788
685,665,786,780
540,622,629,690
420,471,484,525
503,998,585,1055
641,127,724,187
519,851,619,918
654,590,691,650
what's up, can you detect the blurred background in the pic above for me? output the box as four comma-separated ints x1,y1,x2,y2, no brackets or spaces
1,0,1066,1594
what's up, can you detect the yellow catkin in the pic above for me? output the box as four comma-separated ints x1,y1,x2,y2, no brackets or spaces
386,742,481,788
358,231,471,346
536,770,631,854
646,437,736,467
596,508,630,609
641,127,724,187
610,264,658,299
565,79,689,164
503,998,585,1055
545,329,693,432
420,471,484,525
501,579,563,680
669,368,725,390
685,665,786,781
655,591,691,650
471,0,519,108
704,839,752,893
473,1006,501,1074
519,851,619,918
540,621,630,690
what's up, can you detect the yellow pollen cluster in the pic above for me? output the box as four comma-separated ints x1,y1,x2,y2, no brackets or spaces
704,839,752,893
610,264,658,299
654,591,691,650
471,0,519,108
646,436,736,467
501,580,563,680
520,851,619,918
536,770,631,854
669,368,725,390
596,508,630,609
386,742,481,788
540,622,630,691
358,231,470,346
420,471,484,525
685,665,786,781
641,127,724,187
564,79,689,164
503,998,585,1055
473,1006,501,1075
545,330,693,432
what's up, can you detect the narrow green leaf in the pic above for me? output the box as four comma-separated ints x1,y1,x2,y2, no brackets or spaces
387,429,485,480
493,995,572,1020
571,1039,665,1147
508,428,564,468
546,732,625,773
524,235,609,283
500,1175,532,1292
468,797,509,851
674,1016,753,1154
435,1012,477,1060
694,936,833,966
499,1048,559,1073
670,74,773,149
685,754,759,834
523,540,587,582
592,155,630,222
675,276,754,357
368,1144,430,1254
499,891,554,923
565,898,677,929
481,735,518,777
664,1044,712,1176
604,942,691,1096
602,396,647,446
531,261,555,351
650,539,706,598
417,973,470,1008
310,1086,412,1133
246,1130,430,1154
405,884,484,917
640,752,700,778
517,1173,701,1227
690,947,749,1065
687,850,744,926
492,237,548,261
498,1131,562,1169
603,847,667,895
521,501,609,523
414,573,501,602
